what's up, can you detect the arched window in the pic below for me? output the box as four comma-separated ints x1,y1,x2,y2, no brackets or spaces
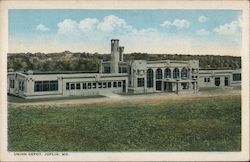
164,68,171,78
156,68,162,79
147,69,154,88
181,67,188,80
173,68,180,79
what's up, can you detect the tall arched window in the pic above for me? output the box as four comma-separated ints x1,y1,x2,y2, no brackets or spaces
164,68,171,78
173,68,180,79
156,68,162,79
181,67,188,80
147,69,154,88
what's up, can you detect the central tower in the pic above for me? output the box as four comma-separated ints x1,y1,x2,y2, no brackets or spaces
111,39,125,73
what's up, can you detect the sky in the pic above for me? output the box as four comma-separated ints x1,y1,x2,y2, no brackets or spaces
9,9,242,56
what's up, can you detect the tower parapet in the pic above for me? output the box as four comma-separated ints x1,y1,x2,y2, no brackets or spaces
111,39,119,73
111,39,125,73
118,46,124,62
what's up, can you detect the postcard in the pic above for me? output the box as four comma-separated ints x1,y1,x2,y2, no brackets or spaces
0,0,249,161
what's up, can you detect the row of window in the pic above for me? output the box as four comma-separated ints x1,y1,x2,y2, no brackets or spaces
154,68,189,80
66,81,124,90
204,75,242,83
146,68,189,88
9,79,24,91
119,67,128,73
103,66,127,73
34,81,58,92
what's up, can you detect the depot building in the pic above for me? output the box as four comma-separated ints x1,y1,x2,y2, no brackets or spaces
7,39,241,99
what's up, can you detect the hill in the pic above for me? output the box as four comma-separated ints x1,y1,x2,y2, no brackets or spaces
7,52,241,72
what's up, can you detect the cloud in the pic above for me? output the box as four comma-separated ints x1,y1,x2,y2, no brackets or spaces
79,18,99,32
57,19,78,34
161,19,190,29
36,24,49,32
198,15,208,23
213,20,240,35
160,21,172,28
57,15,137,36
196,29,210,36
97,15,135,33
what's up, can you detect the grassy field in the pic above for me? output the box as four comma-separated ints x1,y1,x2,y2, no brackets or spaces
8,95,105,103
8,95,241,151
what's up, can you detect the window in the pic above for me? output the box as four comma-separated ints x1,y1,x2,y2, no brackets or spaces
50,81,58,91
156,68,162,79
164,68,171,78
22,82,24,91
121,67,127,73
66,83,69,90
215,77,220,86
19,81,21,90
98,82,102,88
93,83,97,89
88,83,92,89
137,78,145,87
103,82,107,88
70,83,75,90
104,67,111,73
173,68,180,79
181,67,188,80
19,81,24,91
118,81,122,87
82,83,87,89
76,83,81,89
35,81,42,91
233,74,241,81
147,69,154,88
108,82,111,88
34,80,58,92
10,79,15,88
113,82,117,87
181,83,189,89
42,81,50,91
204,77,210,83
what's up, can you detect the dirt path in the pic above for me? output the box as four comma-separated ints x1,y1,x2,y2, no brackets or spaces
9,89,241,109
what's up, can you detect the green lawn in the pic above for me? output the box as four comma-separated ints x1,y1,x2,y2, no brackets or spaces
118,92,160,96
8,95,241,151
199,86,241,94
8,95,105,103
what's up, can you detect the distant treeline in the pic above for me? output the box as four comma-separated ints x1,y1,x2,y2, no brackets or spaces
7,51,241,72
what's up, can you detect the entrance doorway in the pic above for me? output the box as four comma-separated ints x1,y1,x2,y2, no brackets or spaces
123,80,126,92
156,81,162,91
215,77,220,86
164,82,172,92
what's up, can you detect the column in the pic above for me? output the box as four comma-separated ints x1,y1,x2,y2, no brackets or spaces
188,68,192,80
99,60,103,73
189,82,192,90
179,68,182,80
161,68,164,91
170,68,174,80
176,82,179,94
153,69,156,92
126,80,128,93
